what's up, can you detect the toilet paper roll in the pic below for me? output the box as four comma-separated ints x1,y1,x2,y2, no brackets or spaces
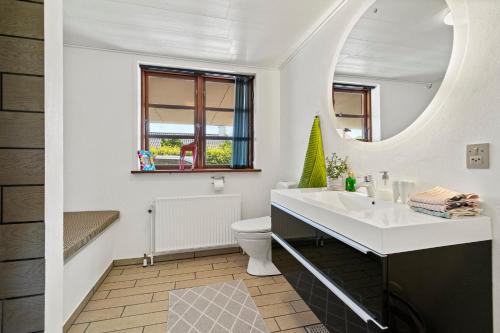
213,178,224,192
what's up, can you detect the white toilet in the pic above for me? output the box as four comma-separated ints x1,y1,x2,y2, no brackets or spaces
231,216,280,276
231,181,297,276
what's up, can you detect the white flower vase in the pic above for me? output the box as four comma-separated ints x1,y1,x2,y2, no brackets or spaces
327,176,344,191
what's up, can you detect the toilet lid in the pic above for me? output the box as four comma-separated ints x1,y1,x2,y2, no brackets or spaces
232,216,271,233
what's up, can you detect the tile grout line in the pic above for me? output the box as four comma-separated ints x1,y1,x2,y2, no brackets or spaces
119,305,126,318
0,33,44,42
0,184,44,187
142,322,167,331
80,309,168,326
106,285,174,300
78,298,168,318
0,72,43,78
16,0,44,5
99,284,139,292
84,298,155,312
0,109,44,114
131,276,198,288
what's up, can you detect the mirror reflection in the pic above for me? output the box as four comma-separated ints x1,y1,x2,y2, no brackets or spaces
333,0,453,142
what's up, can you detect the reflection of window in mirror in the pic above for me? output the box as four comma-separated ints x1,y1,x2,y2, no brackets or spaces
332,83,374,142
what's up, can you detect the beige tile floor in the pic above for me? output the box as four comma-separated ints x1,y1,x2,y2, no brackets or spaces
68,252,320,333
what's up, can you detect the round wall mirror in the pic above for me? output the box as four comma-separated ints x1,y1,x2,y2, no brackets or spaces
333,0,454,142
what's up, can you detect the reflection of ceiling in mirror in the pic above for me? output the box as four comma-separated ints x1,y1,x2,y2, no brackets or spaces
336,0,453,82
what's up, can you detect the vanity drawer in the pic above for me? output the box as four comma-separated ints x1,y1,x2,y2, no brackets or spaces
271,204,388,327
272,234,384,333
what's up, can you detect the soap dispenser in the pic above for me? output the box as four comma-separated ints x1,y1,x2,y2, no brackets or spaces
345,170,356,192
375,171,393,201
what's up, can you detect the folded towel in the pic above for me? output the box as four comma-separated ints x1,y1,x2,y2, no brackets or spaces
408,199,480,213
409,186,479,206
411,206,481,219
409,186,482,219
411,207,452,218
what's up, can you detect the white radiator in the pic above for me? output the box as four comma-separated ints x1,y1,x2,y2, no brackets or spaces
151,194,241,257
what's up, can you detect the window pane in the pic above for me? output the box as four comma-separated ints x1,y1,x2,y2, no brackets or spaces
336,117,365,140
149,107,195,135
205,80,235,109
205,139,232,166
148,75,195,107
334,91,364,116
148,107,195,167
149,136,194,167
205,80,235,166
206,111,234,136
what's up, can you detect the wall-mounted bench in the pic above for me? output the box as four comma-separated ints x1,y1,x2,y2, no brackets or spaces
63,210,120,331
64,210,120,259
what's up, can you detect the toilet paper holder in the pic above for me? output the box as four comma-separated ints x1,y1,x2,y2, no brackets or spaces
210,176,225,184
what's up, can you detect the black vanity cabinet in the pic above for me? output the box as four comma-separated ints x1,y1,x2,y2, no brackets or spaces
271,204,492,333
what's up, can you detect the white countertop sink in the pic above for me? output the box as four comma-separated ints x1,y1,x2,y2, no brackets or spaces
271,188,492,254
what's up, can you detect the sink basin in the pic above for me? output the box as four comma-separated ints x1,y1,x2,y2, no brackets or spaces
303,191,389,212
270,188,492,254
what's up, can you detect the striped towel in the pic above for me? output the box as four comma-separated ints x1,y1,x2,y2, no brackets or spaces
408,186,481,219
407,199,480,213
411,207,481,219
409,186,479,205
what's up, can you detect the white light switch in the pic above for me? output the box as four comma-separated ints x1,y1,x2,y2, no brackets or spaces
467,143,490,169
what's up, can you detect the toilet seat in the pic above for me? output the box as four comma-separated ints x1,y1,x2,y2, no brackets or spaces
231,216,271,233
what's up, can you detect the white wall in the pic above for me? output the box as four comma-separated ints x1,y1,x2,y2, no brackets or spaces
335,75,442,140
64,46,281,261
280,0,500,330
45,0,64,331
63,223,117,322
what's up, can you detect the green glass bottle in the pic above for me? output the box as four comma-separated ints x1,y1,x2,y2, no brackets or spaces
345,171,357,192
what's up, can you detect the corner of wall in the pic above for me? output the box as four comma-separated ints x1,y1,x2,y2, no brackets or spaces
45,0,65,331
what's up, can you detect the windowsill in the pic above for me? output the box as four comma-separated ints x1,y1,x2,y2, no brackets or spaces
131,168,262,174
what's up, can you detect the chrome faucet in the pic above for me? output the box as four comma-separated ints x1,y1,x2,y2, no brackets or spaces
356,175,375,198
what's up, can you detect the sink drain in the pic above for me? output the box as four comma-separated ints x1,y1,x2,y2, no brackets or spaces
305,324,330,333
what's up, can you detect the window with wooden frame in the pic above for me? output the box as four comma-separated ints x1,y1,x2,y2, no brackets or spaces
332,83,373,142
140,65,254,171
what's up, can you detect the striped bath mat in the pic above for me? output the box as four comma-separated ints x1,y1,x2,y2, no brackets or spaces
167,279,269,333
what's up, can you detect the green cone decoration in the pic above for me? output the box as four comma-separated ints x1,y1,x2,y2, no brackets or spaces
298,116,327,188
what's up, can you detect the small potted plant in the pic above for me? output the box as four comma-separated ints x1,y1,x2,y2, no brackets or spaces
326,153,349,191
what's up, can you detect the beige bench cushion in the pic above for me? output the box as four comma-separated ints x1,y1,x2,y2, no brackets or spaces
64,211,119,259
